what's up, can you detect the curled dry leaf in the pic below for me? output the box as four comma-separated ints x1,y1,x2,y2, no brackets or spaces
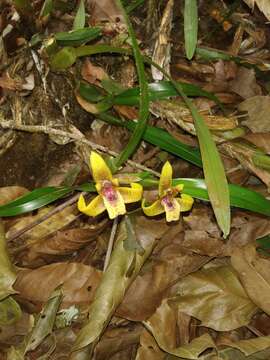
14,262,102,309
169,265,257,331
117,223,208,321
71,215,168,354
231,244,270,316
26,220,107,262
243,132,270,154
136,329,165,360
238,96,270,133
242,0,270,21
0,186,28,206
144,300,215,358
81,59,108,84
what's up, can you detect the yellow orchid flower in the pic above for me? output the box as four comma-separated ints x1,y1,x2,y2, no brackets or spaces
78,151,143,219
142,161,194,222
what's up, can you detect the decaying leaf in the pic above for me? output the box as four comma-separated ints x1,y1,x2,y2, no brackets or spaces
71,214,167,356
0,186,29,206
169,264,257,331
14,262,102,309
238,96,270,133
243,132,270,154
231,244,270,316
144,300,216,358
136,329,165,360
242,0,270,21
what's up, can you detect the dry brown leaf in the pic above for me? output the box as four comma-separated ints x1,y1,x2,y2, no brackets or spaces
238,96,270,133
0,186,28,206
243,132,270,154
231,244,270,315
14,262,102,308
117,223,208,321
25,220,107,262
81,59,108,84
7,204,77,245
88,0,124,25
242,0,270,21
136,329,165,360
229,67,261,99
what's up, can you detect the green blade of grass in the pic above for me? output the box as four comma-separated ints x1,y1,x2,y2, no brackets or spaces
98,112,202,167
184,0,198,60
0,187,72,217
112,0,149,171
73,0,85,30
39,0,53,18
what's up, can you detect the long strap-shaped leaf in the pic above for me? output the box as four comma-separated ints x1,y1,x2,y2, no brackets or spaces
112,0,149,170
184,0,198,60
0,181,269,217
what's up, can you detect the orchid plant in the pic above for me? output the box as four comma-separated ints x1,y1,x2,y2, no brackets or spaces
78,151,194,222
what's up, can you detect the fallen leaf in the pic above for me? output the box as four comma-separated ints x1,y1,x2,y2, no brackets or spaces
238,96,270,133
14,262,102,308
25,220,107,262
169,265,257,331
136,329,165,360
229,67,261,99
144,300,216,358
243,132,270,154
242,0,270,21
81,59,108,84
231,244,270,316
0,186,28,206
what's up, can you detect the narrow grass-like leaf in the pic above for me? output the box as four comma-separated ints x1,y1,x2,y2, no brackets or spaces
39,0,53,18
184,0,198,60
125,0,145,13
113,0,149,170
0,187,72,217
98,112,202,167
73,0,85,30
55,28,101,46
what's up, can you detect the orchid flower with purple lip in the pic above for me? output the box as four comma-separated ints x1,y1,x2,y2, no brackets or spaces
78,151,143,219
142,161,194,222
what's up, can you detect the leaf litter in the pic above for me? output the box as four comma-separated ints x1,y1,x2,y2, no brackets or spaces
1,0,270,359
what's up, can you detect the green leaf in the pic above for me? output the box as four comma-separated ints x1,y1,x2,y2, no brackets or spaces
39,0,53,18
13,0,32,12
25,288,62,353
171,81,231,237
98,112,202,167
55,27,101,46
50,46,77,70
0,186,72,217
73,0,85,30
184,0,198,60
111,81,220,106
174,178,270,217
113,0,149,170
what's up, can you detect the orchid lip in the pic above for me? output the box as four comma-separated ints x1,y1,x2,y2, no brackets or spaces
161,195,174,210
101,180,118,203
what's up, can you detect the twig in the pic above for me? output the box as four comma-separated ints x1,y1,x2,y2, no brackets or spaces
0,120,160,177
7,192,86,242
103,217,118,272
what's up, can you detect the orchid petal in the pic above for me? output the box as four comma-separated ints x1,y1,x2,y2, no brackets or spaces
90,151,113,183
142,199,164,217
176,194,194,212
163,197,180,222
78,194,106,217
118,183,143,203
102,191,126,219
159,161,173,196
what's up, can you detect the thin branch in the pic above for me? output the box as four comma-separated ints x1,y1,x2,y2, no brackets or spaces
0,120,160,177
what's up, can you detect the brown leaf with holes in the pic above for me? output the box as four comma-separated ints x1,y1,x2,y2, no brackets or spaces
14,262,102,309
